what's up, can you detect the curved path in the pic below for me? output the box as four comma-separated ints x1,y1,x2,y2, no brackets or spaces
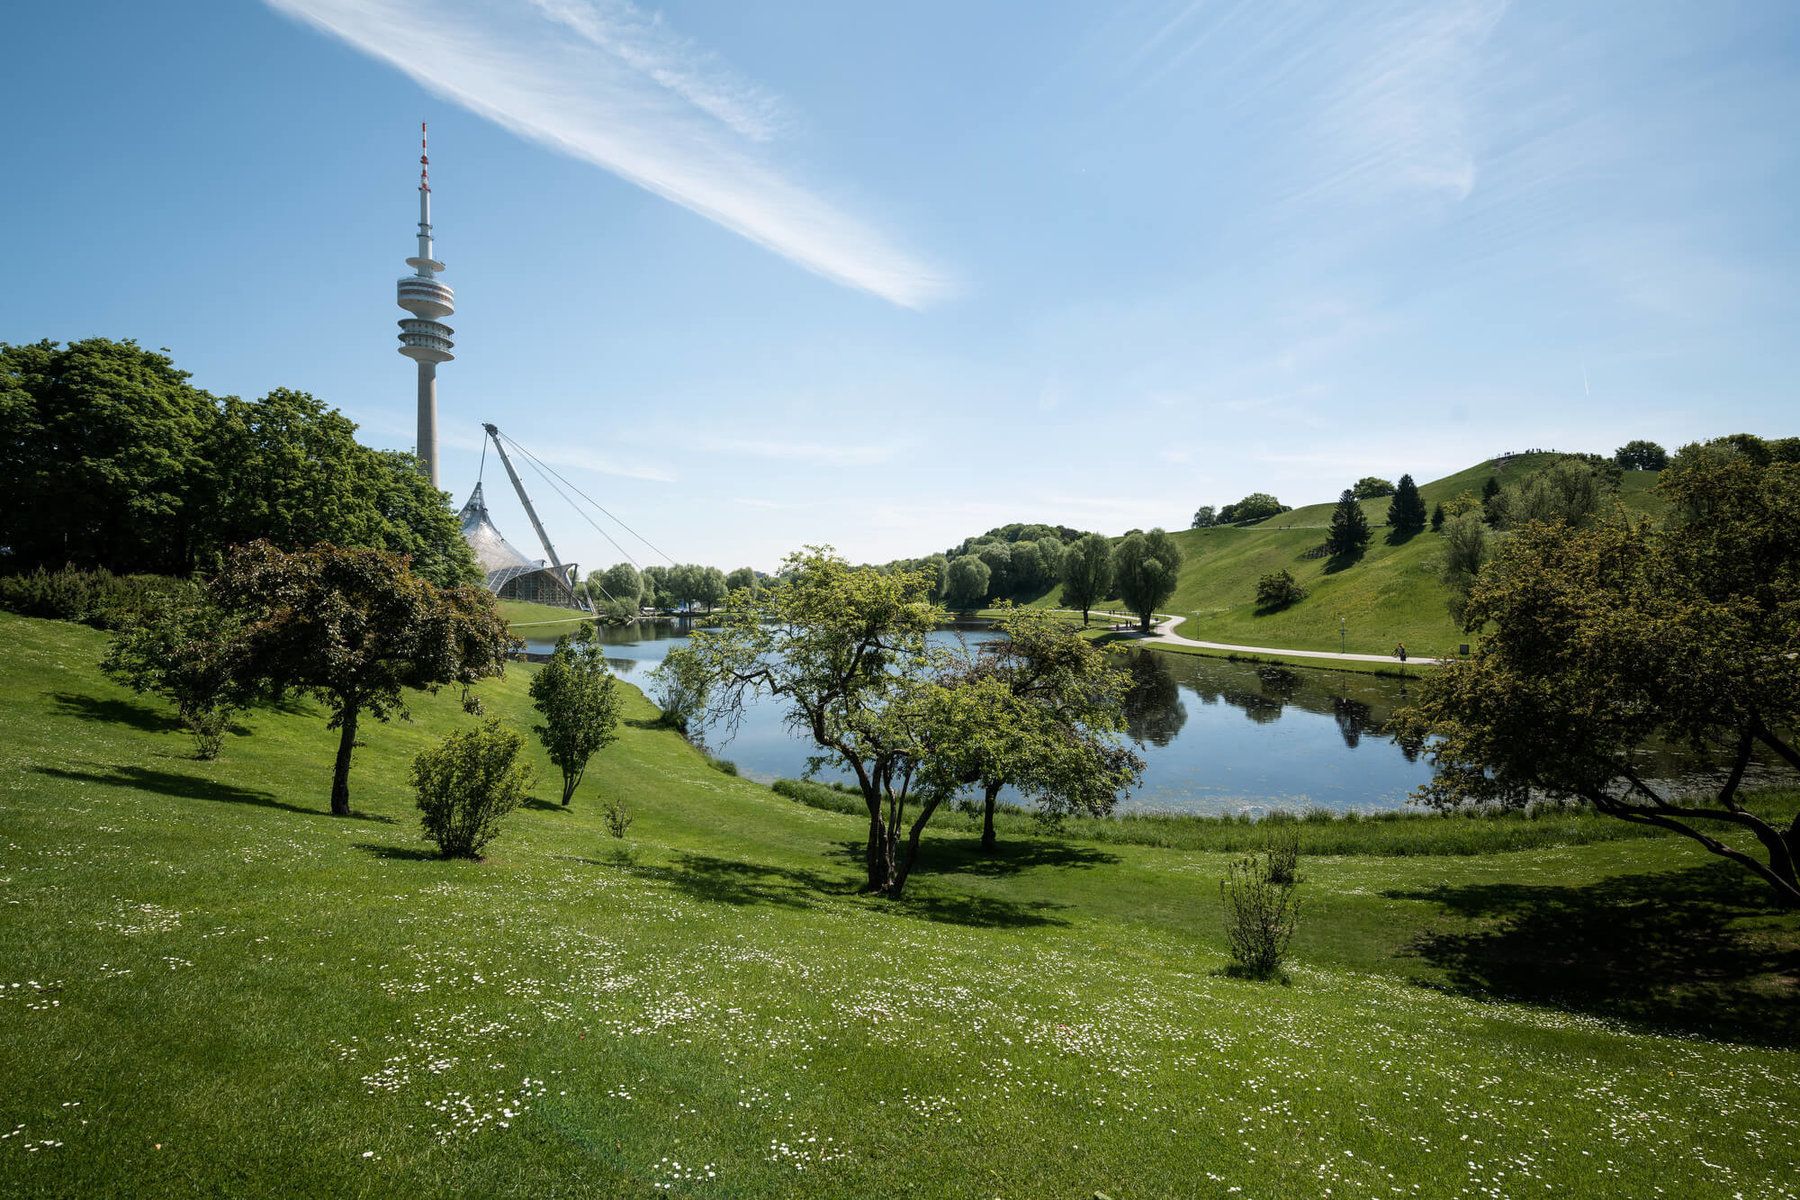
1082,611,1441,666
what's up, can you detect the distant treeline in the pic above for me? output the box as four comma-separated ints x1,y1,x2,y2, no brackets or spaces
0,338,476,587
580,562,775,619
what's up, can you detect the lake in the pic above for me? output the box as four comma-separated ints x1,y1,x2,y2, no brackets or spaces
523,618,1440,816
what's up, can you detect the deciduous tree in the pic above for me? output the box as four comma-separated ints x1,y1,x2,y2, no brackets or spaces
945,555,991,610
216,542,512,816
1060,533,1113,626
1397,450,1800,908
1113,528,1182,631
529,625,622,805
1614,439,1668,471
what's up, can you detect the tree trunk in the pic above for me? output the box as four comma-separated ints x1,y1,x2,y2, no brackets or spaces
1081,605,1090,627
561,772,576,806
981,780,1002,852
330,706,358,817
888,796,943,898
863,807,889,894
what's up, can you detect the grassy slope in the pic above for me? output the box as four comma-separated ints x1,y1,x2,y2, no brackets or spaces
499,599,595,630
1032,457,1665,657
1,612,1795,1198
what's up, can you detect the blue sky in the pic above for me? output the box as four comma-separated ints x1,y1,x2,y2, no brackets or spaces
3,1,1796,571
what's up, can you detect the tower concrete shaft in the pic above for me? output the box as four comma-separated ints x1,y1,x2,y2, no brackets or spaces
396,122,454,488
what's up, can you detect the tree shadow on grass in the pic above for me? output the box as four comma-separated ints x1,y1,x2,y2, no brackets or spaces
884,890,1070,930
910,837,1121,878
523,797,570,813
649,852,843,910
30,764,394,822
47,691,181,734
1389,862,1799,1046
357,843,439,862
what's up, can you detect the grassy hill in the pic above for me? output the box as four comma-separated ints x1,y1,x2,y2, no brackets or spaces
2,611,1795,1196
1041,456,1665,657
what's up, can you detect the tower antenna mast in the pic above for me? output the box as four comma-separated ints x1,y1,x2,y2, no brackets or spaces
396,120,455,488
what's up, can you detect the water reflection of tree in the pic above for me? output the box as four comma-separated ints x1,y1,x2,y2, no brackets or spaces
1332,696,1374,748
1121,651,1186,747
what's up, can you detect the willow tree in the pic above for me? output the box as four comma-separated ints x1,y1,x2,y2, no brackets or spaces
1060,533,1113,626
667,550,1134,896
1113,528,1182,631
1397,448,1800,907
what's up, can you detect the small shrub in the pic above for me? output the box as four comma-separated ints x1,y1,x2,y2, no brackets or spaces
100,597,245,760
602,798,633,838
413,721,533,859
1220,848,1301,980
1254,569,1306,612
706,755,739,776
1265,825,1301,887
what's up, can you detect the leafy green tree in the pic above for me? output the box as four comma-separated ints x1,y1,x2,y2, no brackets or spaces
1353,477,1396,499
1398,451,1800,907
1113,528,1182,631
0,338,214,574
1060,533,1113,626
413,720,533,859
976,542,1013,597
1438,511,1489,621
640,565,670,611
1614,439,1668,471
696,566,729,613
1254,569,1306,612
1324,490,1371,563
1386,473,1428,537
1190,505,1217,529
956,606,1143,851
529,626,622,805
919,554,950,602
1481,476,1502,502
101,597,246,759
1506,457,1612,528
945,555,991,610
1219,493,1288,525
1029,539,1065,590
725,567,759,598
215,542,512,816
596,562,644,609
669,551,1134,896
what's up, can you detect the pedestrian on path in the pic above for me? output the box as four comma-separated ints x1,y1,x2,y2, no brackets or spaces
1394,642,1407,663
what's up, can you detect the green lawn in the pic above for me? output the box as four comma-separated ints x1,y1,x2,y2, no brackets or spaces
2,612,1795,1197
499,598,596,630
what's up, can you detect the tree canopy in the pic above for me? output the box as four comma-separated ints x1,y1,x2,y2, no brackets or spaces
1353,477,1396,499
1614,439,1669,471
665,550,1138,897
1386,473,1428,538
1324,490,1371,563
1218,493,1288,525
215,542,512,816
0,339,477,586
1113,528,1182,631
1059,533,1114,626
1397,447,1800,907
529,625,622,806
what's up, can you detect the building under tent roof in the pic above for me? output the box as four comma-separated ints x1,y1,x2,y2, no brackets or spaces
458,482,582,608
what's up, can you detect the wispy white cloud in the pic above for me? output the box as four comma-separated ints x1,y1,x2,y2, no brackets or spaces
265,0,952,307
1298,0,1507,205
698,435,898,467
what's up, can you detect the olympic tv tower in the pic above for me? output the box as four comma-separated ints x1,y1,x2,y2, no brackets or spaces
396,122,454,489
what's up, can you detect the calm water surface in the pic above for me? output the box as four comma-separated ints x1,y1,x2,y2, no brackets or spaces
525,619,1436,816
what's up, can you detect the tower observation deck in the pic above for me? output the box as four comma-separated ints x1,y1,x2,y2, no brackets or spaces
397,122,454,488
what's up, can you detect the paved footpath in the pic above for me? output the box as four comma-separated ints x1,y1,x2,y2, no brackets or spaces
1081,611,1442,666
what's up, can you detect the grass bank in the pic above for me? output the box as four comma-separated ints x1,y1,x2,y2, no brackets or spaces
2,611,1794,1197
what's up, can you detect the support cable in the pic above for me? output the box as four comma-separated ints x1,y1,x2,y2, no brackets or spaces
497,431,679,567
